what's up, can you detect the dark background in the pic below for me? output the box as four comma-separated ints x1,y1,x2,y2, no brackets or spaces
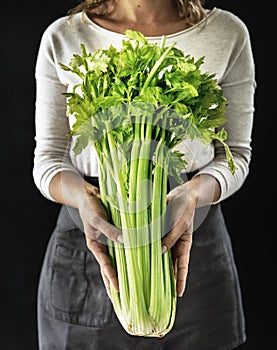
0,1,275,349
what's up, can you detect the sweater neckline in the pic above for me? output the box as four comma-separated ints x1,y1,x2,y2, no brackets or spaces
82,7,218,40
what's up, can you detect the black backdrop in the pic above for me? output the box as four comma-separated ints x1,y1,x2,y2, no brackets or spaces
0,1,275,349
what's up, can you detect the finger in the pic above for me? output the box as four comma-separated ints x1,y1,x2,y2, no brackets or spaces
176,258,189,297
92,216,123,244
162,222,186,253
87,238,119,292
85,229,109,245
162,213,193,253
102,262,119,292
101,271,111,300
175,239,192,297
86,236,112,297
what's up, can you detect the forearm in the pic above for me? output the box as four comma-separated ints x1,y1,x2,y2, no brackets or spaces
49,171,99,209
168,173,221,208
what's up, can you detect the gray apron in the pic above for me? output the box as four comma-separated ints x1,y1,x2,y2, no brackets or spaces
37,176,246,350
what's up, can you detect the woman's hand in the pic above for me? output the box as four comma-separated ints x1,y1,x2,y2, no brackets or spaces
162,174,221,297
49,171,122,299
162,182,196,297
78,182,122,298
78,183,123,245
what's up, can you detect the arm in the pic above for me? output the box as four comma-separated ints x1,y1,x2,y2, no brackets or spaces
33,24,121,296
49,171,122,295
48,171,123,244
162,21,256,297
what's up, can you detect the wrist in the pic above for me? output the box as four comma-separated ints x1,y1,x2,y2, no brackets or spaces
49,171,99,209
188,174,221,207
75,180,100,210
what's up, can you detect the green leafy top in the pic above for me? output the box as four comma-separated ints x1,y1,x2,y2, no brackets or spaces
59,30,236,174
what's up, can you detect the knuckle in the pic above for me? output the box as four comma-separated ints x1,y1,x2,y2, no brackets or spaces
181,233,193,244
105,227,122,243
85,228,98,241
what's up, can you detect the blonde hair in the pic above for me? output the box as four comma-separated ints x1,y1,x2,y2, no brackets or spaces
68,0,207,25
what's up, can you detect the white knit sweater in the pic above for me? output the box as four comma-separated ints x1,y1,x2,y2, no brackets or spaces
33,7,256,203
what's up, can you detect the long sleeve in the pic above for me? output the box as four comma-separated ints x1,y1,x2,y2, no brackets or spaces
195,12,256,202
33,26,79,201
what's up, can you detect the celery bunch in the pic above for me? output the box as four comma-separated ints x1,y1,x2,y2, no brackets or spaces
60,30,235,337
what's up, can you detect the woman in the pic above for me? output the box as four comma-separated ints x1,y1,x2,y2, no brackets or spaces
33,0,256,349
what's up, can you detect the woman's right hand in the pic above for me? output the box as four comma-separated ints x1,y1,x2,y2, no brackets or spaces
78,182,123,245
49,172,122,298
78,182,122,298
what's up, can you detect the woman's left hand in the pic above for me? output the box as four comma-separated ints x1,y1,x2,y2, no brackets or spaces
162,182,197,297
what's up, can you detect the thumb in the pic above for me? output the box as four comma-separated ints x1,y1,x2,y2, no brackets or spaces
96,216,123,244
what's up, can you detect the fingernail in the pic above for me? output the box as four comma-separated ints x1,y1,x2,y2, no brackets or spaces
162,245,167,254
117,235,123,243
